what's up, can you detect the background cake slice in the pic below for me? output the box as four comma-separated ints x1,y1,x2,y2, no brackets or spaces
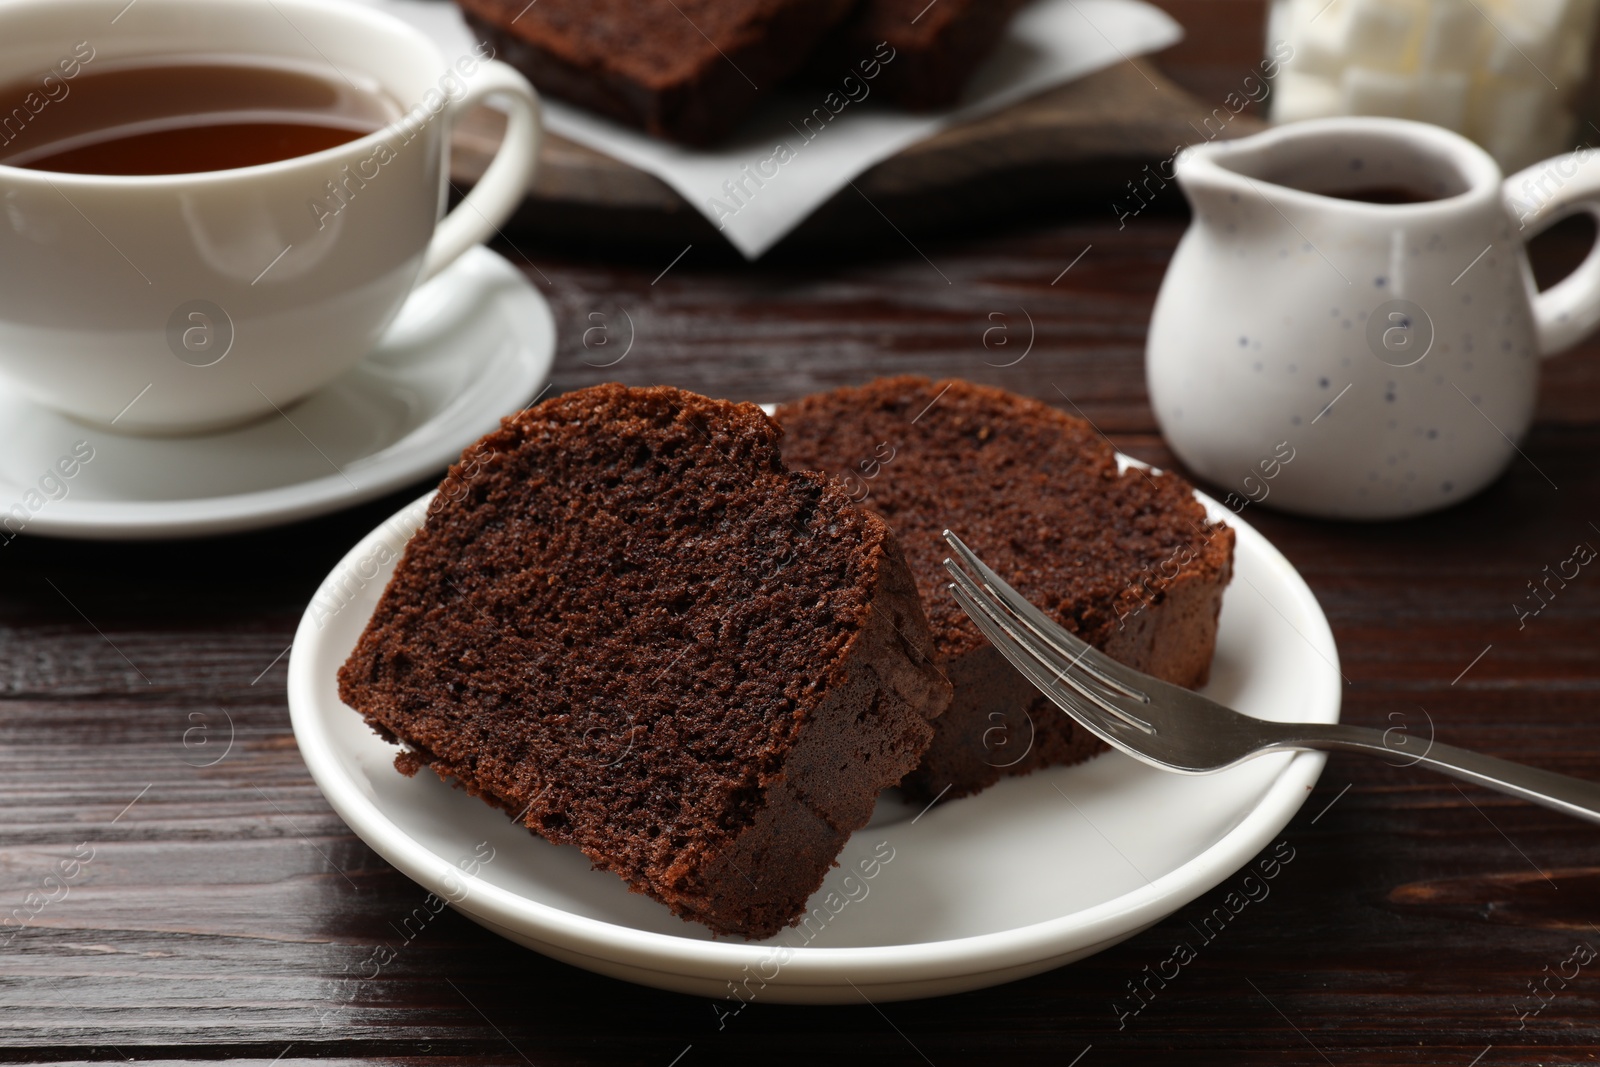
776,377,1234,800
457,0,856,145
811,0,1033,109
339,383,949,939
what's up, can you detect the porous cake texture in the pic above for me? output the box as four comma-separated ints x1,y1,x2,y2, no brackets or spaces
339,383,950,938
777,377,1234,799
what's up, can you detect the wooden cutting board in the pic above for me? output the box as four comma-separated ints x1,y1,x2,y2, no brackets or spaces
448,58,1265,246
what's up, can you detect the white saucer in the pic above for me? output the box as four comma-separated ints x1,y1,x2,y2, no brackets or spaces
0,246,554,541
287,480,1340,1003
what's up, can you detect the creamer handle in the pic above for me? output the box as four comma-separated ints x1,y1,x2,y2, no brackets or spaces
1507,150,1600,357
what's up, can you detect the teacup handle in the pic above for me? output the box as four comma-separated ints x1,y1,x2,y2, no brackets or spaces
420,60,542,283
1507,151,1600,357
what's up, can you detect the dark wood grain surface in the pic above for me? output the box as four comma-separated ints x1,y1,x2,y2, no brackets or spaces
4,177,1600,1065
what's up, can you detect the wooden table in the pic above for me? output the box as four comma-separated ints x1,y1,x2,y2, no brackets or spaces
4,192,1600,1065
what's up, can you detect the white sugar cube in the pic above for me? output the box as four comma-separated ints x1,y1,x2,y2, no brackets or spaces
1415,70,1470,129
1483,9,1563,82
1483,0,1573,34
1286,0,1355,77
1272,70,1345,122
1268,0,1593,166
1418,0,1482,71
1342,66,1419,116
1267,0,1293,59
1345,0,1422,71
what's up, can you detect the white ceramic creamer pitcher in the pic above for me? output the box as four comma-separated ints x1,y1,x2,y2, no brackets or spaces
1147,117,1600,520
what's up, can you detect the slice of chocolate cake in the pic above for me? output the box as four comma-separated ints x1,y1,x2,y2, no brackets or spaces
339,384,949,939
813,0,1032,109
776,377,1234,800
457,0,857,145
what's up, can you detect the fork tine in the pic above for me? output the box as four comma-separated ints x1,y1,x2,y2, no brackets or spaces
943,571,1135,747
944,555,1156,737
942,530,1149,702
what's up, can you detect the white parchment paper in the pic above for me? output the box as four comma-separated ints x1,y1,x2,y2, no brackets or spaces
361,0,1182,257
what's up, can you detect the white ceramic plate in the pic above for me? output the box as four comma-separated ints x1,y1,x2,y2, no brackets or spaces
0,246,553,540
287,485,1340,1003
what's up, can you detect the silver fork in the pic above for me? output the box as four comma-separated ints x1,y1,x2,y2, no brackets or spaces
941,530,1600,826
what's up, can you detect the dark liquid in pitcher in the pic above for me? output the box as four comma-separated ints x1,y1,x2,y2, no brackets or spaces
0,56,399,175
1322,185,1438,204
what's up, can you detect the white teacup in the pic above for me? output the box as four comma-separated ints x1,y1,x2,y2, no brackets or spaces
0,0,540,434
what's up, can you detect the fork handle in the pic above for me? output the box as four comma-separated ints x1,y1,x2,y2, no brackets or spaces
1266,722,1600,826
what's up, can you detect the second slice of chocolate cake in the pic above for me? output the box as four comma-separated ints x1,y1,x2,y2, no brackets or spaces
339,384,949,939
458,0,857,145
777,377,1235,800
812,0,1033,109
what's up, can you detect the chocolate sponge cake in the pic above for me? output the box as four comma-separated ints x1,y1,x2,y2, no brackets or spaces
814,0,1032,109
458,0,856,145
777,378,1234,800
339,384,949,939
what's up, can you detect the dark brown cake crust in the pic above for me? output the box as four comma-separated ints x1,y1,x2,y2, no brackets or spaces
459,0,856,145
338,384,949,939
812,0,1031,110
776,377,1235,800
